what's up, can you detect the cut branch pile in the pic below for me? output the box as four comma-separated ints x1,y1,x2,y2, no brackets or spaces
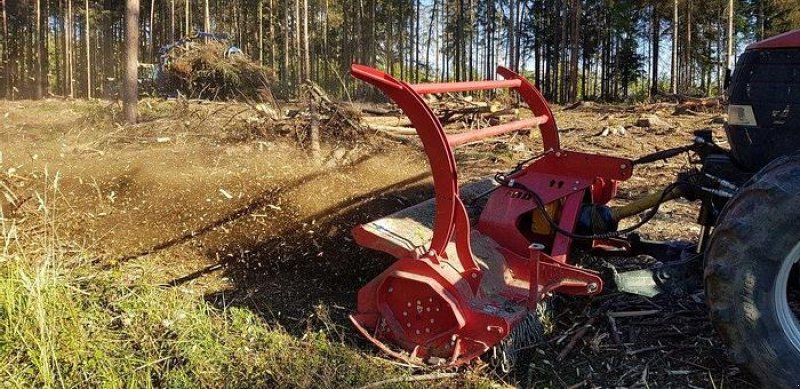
247,82,368,148
359,94,522,144
524,251,756,388
160,41,274,101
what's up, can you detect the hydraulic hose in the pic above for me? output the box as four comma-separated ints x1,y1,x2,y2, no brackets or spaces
494,173,684,241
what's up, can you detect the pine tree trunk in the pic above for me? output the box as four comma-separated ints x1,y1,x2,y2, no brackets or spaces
258,0,263,65
170,0,175,41
41,0,50,97
671,0,678,94
270,0,276,78
67,0,74,98
650,3,660,98
426,0,436,81
727,0,734,68
282,0,289,84
204,0,210,37
302,0,309,81
323,0,328,81
686,0,692,91
185,0,190,35
86,0,91,98
149,0,155,58
35,0,43,99
294,0,300,85
1,0,6,98
124,0,139,124
569,0,580,102
415,0,420,82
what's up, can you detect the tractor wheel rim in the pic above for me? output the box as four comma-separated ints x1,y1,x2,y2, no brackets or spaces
775,241,800,353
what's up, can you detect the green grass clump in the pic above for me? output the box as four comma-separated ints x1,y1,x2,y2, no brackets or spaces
0,177,410,388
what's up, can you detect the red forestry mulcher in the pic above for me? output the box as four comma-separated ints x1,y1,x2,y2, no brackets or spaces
348,29,800,386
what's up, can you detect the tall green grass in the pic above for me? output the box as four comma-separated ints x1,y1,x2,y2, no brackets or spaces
0,173,466,388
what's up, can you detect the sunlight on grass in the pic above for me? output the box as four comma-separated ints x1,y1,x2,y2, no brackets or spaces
0,171,462,388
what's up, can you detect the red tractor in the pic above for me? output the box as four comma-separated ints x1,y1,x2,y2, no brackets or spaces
348,29,800,386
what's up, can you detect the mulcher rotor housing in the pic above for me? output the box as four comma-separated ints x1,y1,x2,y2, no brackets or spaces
348,65,630,364
347,29,800,384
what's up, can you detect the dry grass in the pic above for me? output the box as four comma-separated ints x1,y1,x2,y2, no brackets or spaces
0,100,499,388
0,169,496,388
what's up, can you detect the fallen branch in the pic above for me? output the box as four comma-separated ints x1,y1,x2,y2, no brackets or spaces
607,309,660,318
358,372,459,389
558,317,596,361
370,125,418,136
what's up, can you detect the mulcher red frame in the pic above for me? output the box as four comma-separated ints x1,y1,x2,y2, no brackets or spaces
349,64,634,364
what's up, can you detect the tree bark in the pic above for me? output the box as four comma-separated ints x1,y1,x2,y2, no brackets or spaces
170,0,175,41
302,0,309,81
671,0,678,94
204,0,210,35
727,0,734,69
85,0,91,98
35,0,43,99
294,0,301,85
124,0,139,124
67,0,74,98
568,0,580,102
270,0,276,77
185,0,190,36
149,0,155,58
1,0,7,98
258,0,263,65
282,0,289,84
650,3,660,98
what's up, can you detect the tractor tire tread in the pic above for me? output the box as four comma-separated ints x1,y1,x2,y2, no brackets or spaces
705,152,800,388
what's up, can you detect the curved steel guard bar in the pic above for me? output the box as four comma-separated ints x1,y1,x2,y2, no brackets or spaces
496,66,560,152
350,64,560,258
351,64,458,257
411,79,522,95
447,115,549,148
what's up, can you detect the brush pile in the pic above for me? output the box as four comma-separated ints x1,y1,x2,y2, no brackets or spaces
159,41,273,101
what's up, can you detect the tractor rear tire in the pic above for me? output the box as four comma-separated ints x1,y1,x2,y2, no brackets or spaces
705,153,800,387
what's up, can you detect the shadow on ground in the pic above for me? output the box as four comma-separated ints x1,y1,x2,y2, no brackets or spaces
144,156,437,336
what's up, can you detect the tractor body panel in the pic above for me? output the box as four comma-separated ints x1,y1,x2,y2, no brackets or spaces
727,30,800,172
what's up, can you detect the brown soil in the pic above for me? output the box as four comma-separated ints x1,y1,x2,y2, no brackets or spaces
0,98,757,387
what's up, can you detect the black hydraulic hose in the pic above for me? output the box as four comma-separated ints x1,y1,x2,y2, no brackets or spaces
494,173,685,241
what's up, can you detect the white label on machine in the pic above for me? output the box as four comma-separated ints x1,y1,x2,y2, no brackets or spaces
728,104,758,127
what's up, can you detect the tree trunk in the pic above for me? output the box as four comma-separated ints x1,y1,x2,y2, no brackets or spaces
124,0,139,124
686,0,692,91
294,0,301,85
85,0,91,98
727,0,734,68
35,0,43,99
67,0,74,98
258,0,263,65
650,3,660,98
302,0,309,81
508,0,516,70
204,0,210,35
185,0,190,35
149,0,155,58
42,0,49,96
282,0,289,84
170,0,175,41
671,0,678,94
1,0,7,98
426,0,437,81
568,0,580,102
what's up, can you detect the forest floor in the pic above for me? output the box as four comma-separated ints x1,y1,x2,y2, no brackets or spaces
0,97,758,388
